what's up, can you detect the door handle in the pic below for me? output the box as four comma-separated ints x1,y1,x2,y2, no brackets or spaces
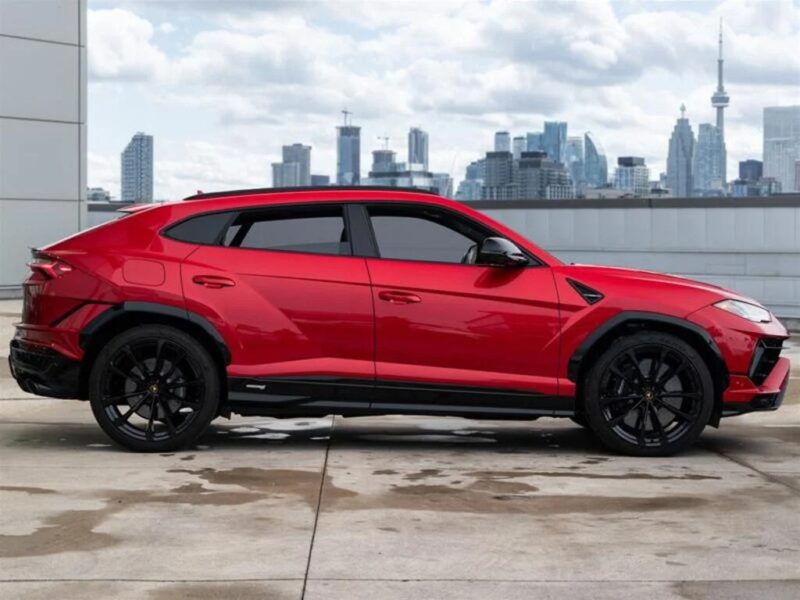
192,275,236,289
378,290,421,305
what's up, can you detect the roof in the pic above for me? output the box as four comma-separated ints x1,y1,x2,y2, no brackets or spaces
183,186,440,202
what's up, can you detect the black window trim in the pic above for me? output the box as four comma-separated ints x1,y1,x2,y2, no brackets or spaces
161,202,358,259
160,199,546,266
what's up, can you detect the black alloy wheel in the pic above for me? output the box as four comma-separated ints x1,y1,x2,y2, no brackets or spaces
89,325,220,452
583,331,714,456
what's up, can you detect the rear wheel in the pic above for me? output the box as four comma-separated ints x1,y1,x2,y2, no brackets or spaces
583,332,714,456
89,325,220,452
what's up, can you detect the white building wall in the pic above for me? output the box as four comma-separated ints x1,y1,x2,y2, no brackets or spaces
476,200,800,318
0,0,86,295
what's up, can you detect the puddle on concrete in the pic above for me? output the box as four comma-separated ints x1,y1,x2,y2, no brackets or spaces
0,467,342,558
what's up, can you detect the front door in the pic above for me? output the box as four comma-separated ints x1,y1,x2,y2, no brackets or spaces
362,203,562,412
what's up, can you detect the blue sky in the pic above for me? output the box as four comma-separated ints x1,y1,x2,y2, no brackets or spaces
87,0,800,200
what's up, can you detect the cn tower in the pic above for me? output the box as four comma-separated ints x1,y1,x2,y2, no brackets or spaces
711,20,729,137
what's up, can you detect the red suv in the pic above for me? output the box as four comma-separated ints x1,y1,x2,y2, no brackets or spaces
9,187,791,455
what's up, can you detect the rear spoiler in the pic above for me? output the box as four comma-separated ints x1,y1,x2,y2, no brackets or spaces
117,204,156,214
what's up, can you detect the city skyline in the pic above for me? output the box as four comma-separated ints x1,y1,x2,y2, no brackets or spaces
87,0,799,200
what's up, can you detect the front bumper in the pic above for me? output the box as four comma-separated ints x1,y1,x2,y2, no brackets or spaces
722,356,791,416
8,339,81,399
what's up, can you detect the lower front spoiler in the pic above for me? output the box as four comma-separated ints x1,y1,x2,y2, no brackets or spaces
8,339,81,399
722,356,791,417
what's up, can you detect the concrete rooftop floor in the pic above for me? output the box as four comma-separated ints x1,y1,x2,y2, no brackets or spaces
1,299,799,599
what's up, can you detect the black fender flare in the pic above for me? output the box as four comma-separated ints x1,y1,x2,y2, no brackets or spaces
567,311,727,385
79,301,231,364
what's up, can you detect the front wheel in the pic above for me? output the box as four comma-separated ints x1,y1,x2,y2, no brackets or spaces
582,332,714,456
89,325,220,452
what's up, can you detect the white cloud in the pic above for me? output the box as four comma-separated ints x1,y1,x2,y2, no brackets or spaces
88,9,168,81
87,0,800,199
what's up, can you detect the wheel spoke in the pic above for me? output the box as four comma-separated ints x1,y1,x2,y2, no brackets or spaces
162,351,187,382
649,403,667,444
153,340,166,378
103,389,145,406
656,358,688,390
660,391,702,399
608,399,643,427
654,399,695,422
610,365,638,390
157,397,177,435
649,348,667,382
166,379,203,391
634,404,647,447
145,396,157,439
123,346,151,379
599,394,641,406
113,394,149,426
626,350,646,382
110,363,146,385
165,390,200,408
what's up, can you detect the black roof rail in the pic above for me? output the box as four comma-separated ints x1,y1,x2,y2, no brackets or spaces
183,186,441,201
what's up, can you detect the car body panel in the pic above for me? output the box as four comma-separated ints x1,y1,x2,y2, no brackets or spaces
366,257,561,399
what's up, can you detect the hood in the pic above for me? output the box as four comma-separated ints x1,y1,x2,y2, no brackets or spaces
554,263,764,315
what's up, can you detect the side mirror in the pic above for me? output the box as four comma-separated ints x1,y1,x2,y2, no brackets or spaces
477,237,530,267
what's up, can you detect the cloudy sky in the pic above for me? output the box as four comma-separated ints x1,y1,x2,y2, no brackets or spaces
88,0,800,200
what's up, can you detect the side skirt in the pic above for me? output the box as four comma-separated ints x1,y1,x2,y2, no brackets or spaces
227,376,575,419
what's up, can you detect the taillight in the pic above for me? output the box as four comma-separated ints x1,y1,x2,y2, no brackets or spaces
27,251,73,280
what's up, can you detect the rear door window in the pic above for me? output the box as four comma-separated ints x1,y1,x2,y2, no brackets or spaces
224,204,351,256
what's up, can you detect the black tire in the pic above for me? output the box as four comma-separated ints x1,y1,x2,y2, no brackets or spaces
582,331,714,457
570,414,588,428
89,325,220,452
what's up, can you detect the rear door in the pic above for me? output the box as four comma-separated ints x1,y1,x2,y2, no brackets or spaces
178,202,374,403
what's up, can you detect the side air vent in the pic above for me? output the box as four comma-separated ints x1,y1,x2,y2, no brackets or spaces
567,278,604,305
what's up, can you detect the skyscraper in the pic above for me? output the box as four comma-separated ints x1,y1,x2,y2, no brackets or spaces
121,132,153,202
494,131,511,152
614,157,650,196
693,124,725,195
282,143,311,186
565,136,584,195
517,151,571,199
336,110,360,185
666,105,695,197
512,136,526,160
542,121,567,165
272,162,301,188
763,106,800,192
584,132,608,188
408,127,429,170
432,173,453,198
738,160,763,182
481,151,515,200
526,132,543,153
711,20,729,185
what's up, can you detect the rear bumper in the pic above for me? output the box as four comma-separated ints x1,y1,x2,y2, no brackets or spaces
722,356,790,416
8,339,81,399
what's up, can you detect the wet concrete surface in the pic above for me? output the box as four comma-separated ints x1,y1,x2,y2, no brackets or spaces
1,303,799,598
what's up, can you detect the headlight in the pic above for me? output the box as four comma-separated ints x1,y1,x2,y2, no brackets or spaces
714,299,771,323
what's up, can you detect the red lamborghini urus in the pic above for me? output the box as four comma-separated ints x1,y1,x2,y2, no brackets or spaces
9,188,791,455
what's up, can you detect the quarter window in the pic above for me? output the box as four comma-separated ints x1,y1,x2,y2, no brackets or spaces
224,205,350,255
165,211,232,244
